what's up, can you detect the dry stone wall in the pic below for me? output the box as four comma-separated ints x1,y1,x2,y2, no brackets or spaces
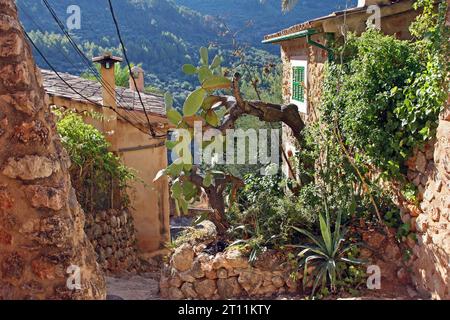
406,103,450,299
84,209,141,274
160,244,300,300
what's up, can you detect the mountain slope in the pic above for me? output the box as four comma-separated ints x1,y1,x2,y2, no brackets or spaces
17,0,355,101
175,0,356,50
18,0,222,80
18,0,280,100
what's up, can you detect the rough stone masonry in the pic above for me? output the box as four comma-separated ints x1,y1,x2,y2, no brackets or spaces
0,0,105,299
404,7,450,297
84,209,141,274
407,98,450,299
161,242,302,300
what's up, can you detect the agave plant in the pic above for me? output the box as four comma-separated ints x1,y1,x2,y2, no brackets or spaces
292,201,364,296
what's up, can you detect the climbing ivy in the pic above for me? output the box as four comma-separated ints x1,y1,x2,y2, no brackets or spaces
321,0,448,180
301,0,449,237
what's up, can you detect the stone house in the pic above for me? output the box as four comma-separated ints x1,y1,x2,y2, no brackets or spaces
263,0,420,176
264,0,450,299
41,54,171,259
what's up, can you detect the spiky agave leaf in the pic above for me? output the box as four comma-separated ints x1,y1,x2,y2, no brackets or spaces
292,204,367,297
302,255,322,290
318,211,333,256
312,265,327,295
292,226,327,253
297,244,328,259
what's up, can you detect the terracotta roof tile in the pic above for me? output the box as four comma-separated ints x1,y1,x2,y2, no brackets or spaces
41,69,166,117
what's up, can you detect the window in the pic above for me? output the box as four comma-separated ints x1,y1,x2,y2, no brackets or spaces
290,59,307,114
292,66,305,103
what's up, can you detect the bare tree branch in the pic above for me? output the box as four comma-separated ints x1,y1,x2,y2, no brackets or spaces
206,75,305,141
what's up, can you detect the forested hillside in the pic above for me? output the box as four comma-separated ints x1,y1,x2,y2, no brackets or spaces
17,0,354,102
176,0,355,50
17,0,222,97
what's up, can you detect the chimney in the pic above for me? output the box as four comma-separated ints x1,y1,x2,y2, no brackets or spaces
92,52,123,151
357,0,391,7
129,66,145,92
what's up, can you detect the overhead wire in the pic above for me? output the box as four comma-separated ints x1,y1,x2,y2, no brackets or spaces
40,0,146,125
24,30,152,137
17,3,104,99
22,0,167,138
107,0,167,139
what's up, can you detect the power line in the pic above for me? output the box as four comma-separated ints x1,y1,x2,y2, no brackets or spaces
107,0,163,138
24,30,153,137
17,3,82,73
43,0,163,135
17,3,105,101
42,0,98,78
40,0,144,125
26,0,166,138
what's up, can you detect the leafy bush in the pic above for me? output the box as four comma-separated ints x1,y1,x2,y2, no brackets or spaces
212,115,282,180
236,173,285,203
324,30,429,175
322,0,448,179
55,110,136,212
227,174,318,250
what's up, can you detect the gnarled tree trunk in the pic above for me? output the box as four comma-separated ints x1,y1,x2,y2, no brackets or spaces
0,1,105,299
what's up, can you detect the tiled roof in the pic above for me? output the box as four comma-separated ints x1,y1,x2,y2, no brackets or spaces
41,69,166,117
264,7,366,42
263,0,407,42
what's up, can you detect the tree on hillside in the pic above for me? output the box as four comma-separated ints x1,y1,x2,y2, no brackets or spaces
260,0,298,11
281,0,299,11
0,1,105,299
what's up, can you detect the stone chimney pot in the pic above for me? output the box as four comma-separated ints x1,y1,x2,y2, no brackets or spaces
129,66,145,92
92,52,123,70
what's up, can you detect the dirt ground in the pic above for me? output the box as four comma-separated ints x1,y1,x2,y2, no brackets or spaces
106,274,160,300
105,274,420,300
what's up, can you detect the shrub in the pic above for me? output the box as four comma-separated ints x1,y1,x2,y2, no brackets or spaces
322,0,448,179
228,174,318,250
55,110,136,212
324,30,431,175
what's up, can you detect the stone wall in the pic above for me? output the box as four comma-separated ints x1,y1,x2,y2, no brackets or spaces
84,209,141,274
279,36,327,178
359,225,413,293
160,244,299,300
0,0,105,299
406,104,450,299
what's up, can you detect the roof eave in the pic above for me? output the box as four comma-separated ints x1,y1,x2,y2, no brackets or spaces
262,0,415,44
262,28,317,44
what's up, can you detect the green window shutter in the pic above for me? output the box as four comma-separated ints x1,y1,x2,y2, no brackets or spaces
292,66,305,103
